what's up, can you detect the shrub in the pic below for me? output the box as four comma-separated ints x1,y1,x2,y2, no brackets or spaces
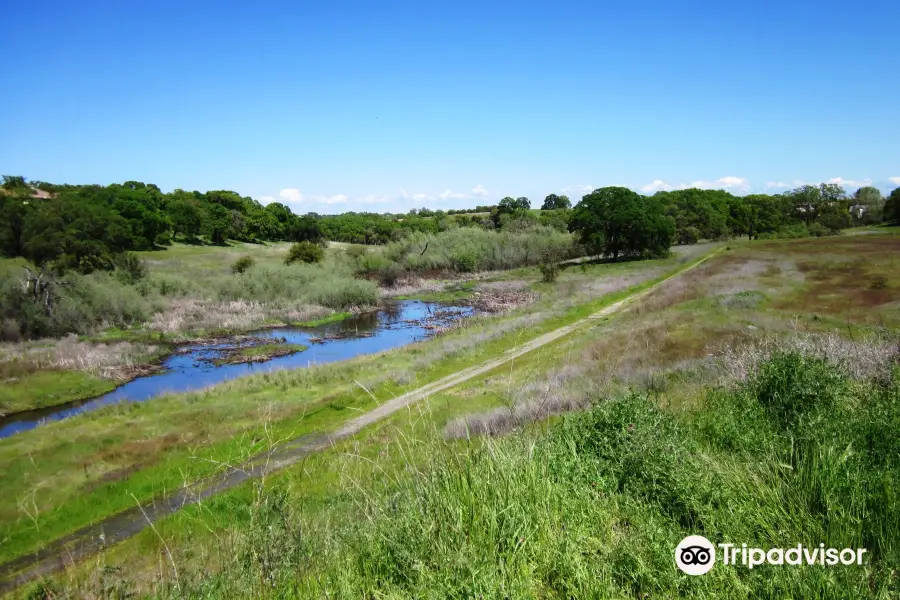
285,241,324,265
0,269,156,340
538,261,559,283
451,249,478,273
232,255,255,274
677,226,701,245
114,252,148,284
351,252,392,278
538,246,565,283
748,351,846,428
378,262,405,287
216,264,378,310
384,226,575,275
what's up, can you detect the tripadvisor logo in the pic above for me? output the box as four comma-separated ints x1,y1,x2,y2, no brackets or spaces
675,536,869,575
675,535,716,575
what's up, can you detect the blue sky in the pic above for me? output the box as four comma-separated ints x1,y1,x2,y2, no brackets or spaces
2,0,898,213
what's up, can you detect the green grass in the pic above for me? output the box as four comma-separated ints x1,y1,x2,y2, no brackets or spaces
9,234,900,596
0,371,117,415
0,248,713,567
292,312,352,327
40,353,900,598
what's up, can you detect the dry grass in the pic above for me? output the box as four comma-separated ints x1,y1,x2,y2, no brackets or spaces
444,364,590,438
470,289,536,313
380,277,446,298
711,330,900,383
446,324,899,440
0,335,161,380
145,299,332,335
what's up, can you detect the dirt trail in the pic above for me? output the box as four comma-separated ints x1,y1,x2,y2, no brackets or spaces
0,249,719,593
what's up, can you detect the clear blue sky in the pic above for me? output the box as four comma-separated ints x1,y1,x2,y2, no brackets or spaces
2,0,898,213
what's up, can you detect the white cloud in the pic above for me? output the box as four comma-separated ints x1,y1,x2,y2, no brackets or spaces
400,188,434,202
279,188,303,203
562,184,594,196
471,184,490,198
826,177,872,189
765,180,815,190
257,195,276,205
276,189,347,206
889,177,900,185
640,180,674,193
317,194,348,205
686,176,750,193
439,189,466,200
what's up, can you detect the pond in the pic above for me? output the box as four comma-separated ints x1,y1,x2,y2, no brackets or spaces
0,300,472,438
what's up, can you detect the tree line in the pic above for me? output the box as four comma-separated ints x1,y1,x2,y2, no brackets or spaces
1,174,897,273
568,183,899,260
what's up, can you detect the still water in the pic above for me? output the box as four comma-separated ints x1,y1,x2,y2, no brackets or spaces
0,300,471,438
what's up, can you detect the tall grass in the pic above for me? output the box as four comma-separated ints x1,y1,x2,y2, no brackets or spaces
215,263,378,310
354,226,577,278
55,352,896,598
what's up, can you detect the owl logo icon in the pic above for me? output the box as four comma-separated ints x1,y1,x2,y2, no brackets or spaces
675,535,716,575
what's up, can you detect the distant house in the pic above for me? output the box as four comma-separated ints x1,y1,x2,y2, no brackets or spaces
30,188,52,199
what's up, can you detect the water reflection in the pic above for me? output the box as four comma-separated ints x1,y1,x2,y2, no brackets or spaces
0,301,471,438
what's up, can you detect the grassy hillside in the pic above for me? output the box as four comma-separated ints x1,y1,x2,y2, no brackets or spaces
4,234,900,598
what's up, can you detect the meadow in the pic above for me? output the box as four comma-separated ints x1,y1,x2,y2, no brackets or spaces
2,232,899,598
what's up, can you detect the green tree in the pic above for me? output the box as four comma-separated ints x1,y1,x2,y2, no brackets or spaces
166,192,204,240
569,187,673,260
111,182,169,249
498,196,530,212
203,203,234,245
0,194,32,257
287,215,324,243
1,175,28,191
22,196,131,272
541,194,571,210
883,187,900,223
853,186,884,223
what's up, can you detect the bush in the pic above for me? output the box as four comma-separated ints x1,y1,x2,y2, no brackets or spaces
232,255,255,274
285,241,324,265
378,262,405,287
114,252,148,284
748,351,847,428
384,226,575,275
216,264,378,310
677,226,701,245
0,269,156,340
538,261,559,283
451,249,478,273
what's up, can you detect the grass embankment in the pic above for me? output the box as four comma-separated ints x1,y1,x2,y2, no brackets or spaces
0,371,116,416
0,248,709,569
0,338,167,415
132,352,897,598
28,233,900,597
